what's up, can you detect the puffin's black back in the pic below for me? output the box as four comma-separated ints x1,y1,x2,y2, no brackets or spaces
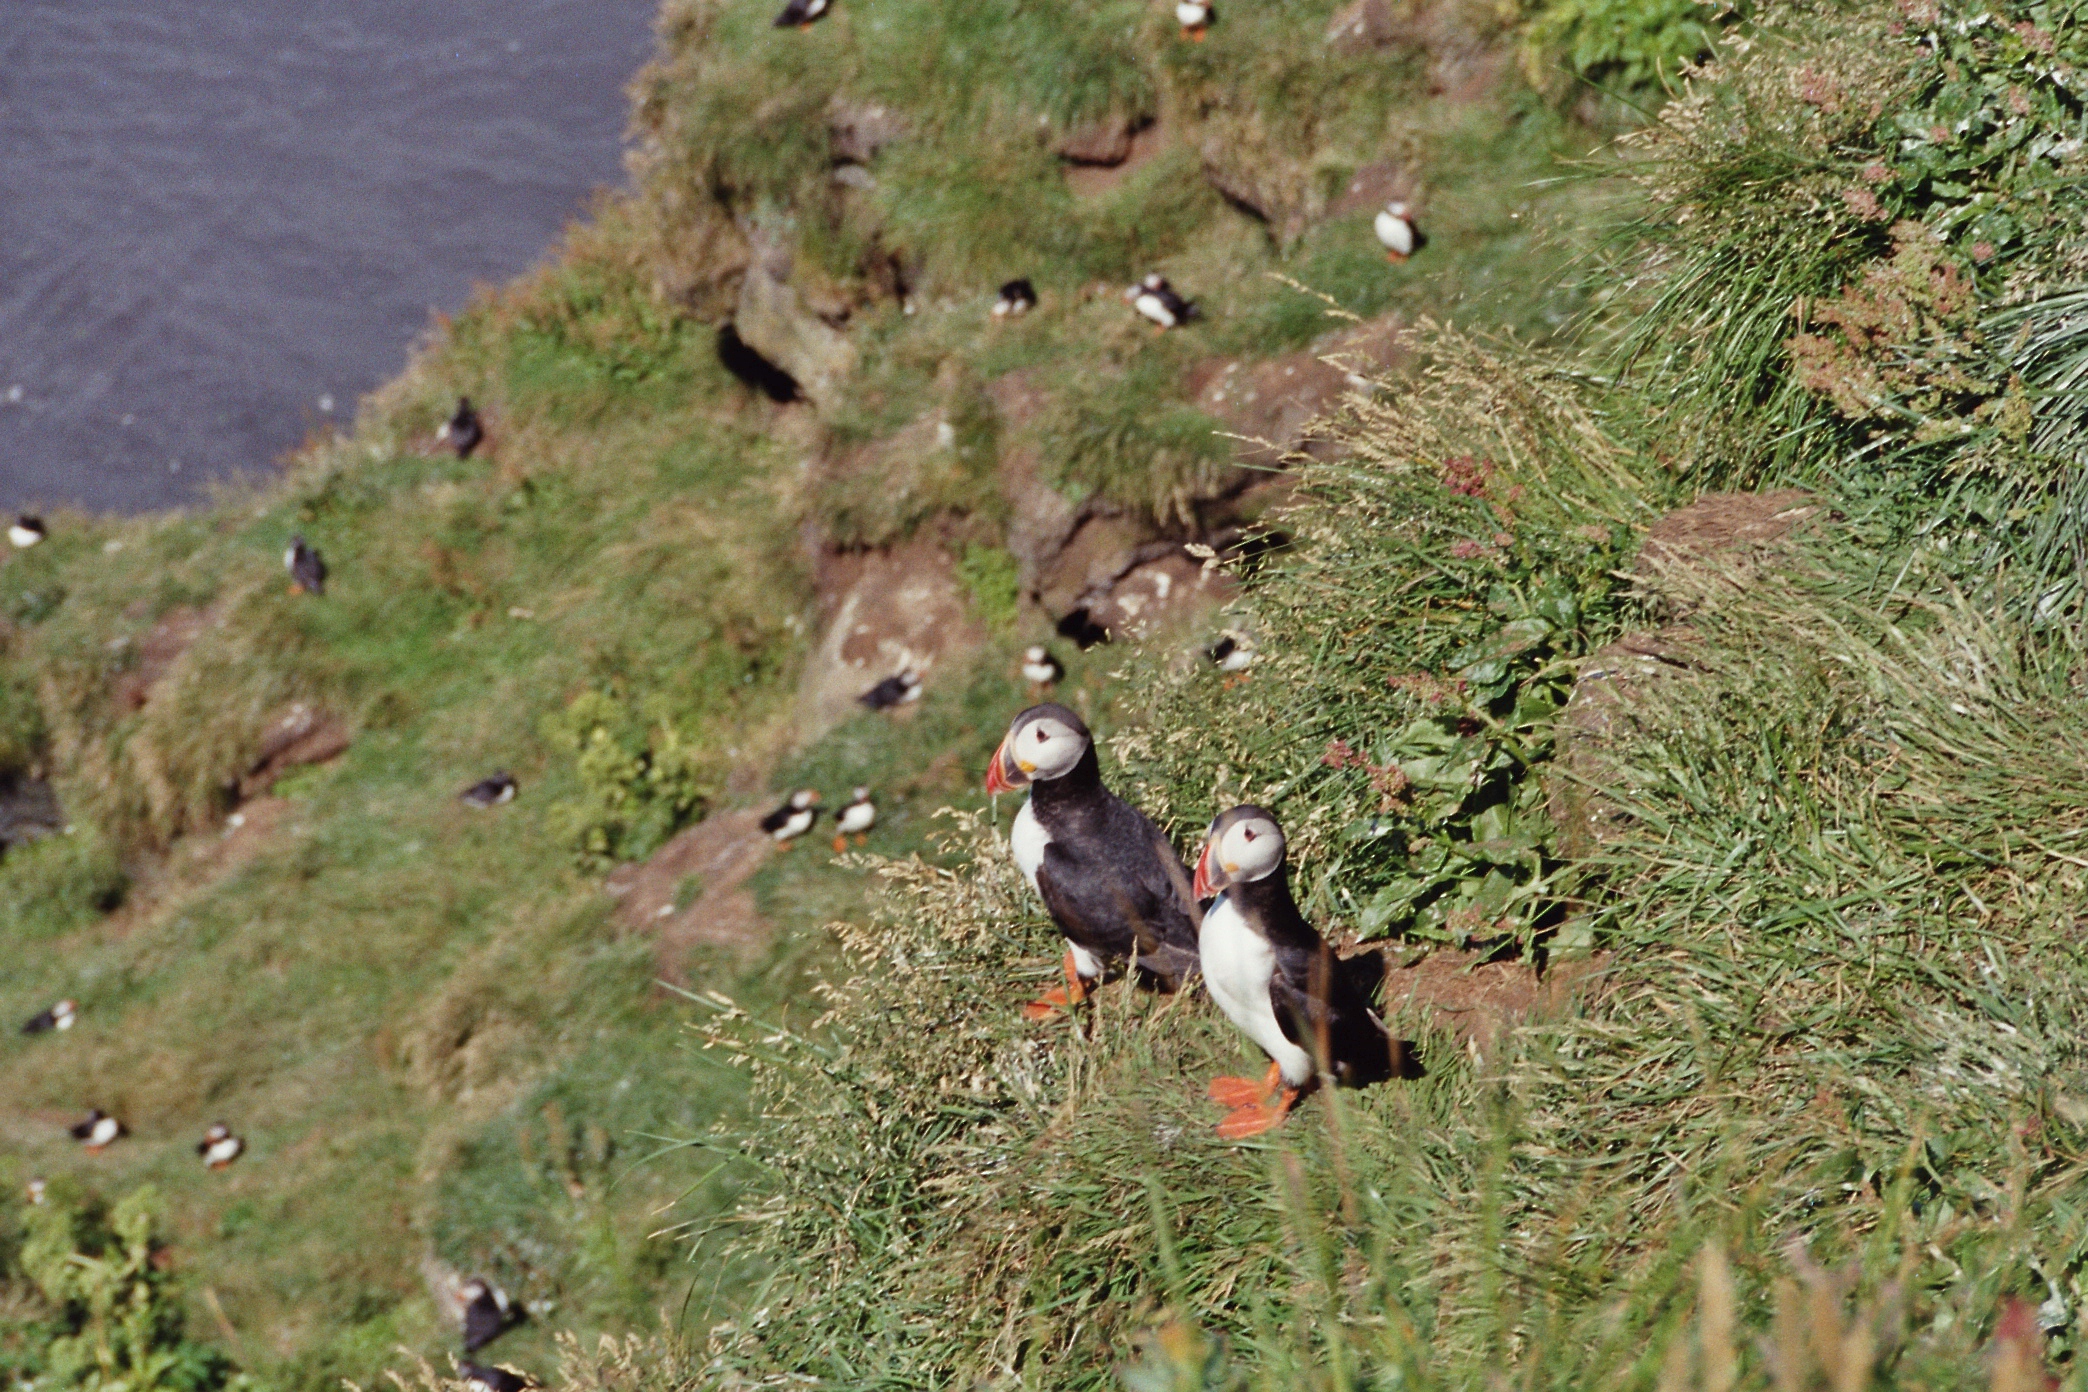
1027,741,1200,988
1225,865,1400,1087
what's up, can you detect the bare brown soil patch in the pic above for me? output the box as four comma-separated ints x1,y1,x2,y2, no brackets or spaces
799,537,987,739
1377,947,1600,1054
1183,312,1405,466
1637,489,1820,590
238,705,351,800
604,809,775,980
112,605,212,711
1064,119,1167,198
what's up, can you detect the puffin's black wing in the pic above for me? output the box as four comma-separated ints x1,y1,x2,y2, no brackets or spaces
22,1009,54,1035
460,1364,527,1392
772,0,813,25
68,1115,97,1140
857,676,905,709
462,1293,508,1352
449,401,484,458
1030,810,1200,989
1268,944,1398,1088
294,548,327,595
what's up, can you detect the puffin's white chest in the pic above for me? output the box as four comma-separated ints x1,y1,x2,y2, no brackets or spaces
10,526,42,549
837,801,876,835
203,1137,243,1166
1176,0,1209,25
87,1118,119,1146
1200,896,1314,1085
1010,797,1050,894
1133,292,1178,328
1021,660,1057,684
774,809,814,841
1374,210,1415,256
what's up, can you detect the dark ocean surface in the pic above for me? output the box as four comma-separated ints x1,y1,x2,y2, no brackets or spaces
0,1,655,514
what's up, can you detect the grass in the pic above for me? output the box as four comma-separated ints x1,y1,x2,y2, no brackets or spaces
0,0,1895,1388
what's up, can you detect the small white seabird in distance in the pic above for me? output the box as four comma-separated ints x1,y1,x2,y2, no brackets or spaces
1374,201,1419,262
832,786,877,852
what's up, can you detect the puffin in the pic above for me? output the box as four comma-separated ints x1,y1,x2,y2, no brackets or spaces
459,772,518,808
70,1110,125,1152
992,280,1037,318
285,536,327,596
1020,644,1064,695
984,703,1201,1017
857,670,923,710
435,397,485,459
1207,629,1256,674
832,786,876,852
773,0,830,27
460,1364,529,1392
8,516,46,549
459,1277,516,1352
1176,0,1212,39
197,1122,245,1169
26,1178,46,1205
1374,201,1420,262
22,998,76,1034
761,789,820,847
1193,805,1401,1138
1128,274,1196,331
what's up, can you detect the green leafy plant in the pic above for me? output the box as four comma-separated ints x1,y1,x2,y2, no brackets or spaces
956,543,1021,629
1522,0,1721,92
539,689,720,869
4,1183,237,1392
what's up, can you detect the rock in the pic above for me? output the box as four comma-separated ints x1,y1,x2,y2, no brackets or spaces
1183,312,1406,465
1073,549,1230,641
1056,115,1143,166
1324,0,1396,54
1063,119,1167,198
604,809,774,978
734,264,858,413
828,98,908,164
798,538,986,740
238,704,350,800
0,774,61,848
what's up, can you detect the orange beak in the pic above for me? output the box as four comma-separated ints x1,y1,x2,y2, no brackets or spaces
1192,838,1218,900
984,735,1017,794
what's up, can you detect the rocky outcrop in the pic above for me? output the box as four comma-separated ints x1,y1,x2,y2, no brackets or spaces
238,703,350,800
733,264,858,412
798,538,986,740
0,774,62,848
604,809,775,977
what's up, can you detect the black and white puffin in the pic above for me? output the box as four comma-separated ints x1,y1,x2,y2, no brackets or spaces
1128,273,1196,331
761,789,820,846
197,1122,245,1169
459,772,518,808
285,536,327,596
1020,644,1064,695
857,669,922,710
22,998,76,1034
984,703,1201,1017
1374,201,1420,262
9,516,46,549
1176,0,1212,39
70,1109,125,1152
773,0,830,28
992,279,1037,318
460,1363,529,1392
434,398,485,459
459,1277,516,1353
1207,628,1256,674
831,786,876,852
1193,805,1400,1138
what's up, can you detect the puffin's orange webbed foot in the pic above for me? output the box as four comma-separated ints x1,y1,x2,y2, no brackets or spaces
1215,1092,1296,1139
1022,951,1090,1020
1206,1061,1283,1110
832,835,848,854
1206,1076,1268,1109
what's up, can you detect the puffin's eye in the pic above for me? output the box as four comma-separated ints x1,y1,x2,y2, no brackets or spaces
1035,728,1049,743
1242,828,1256,841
